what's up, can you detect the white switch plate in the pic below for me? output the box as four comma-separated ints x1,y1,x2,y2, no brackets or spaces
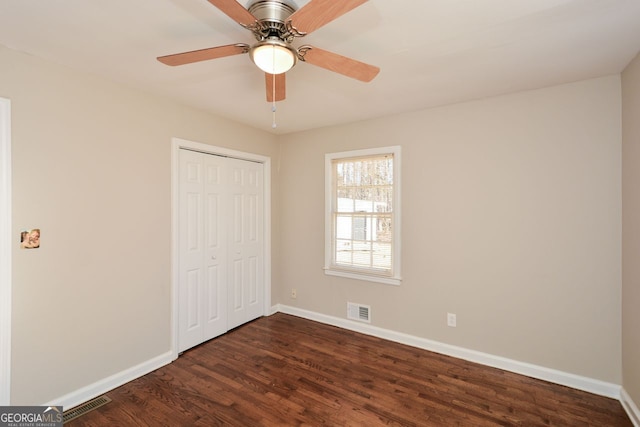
447,312,457,327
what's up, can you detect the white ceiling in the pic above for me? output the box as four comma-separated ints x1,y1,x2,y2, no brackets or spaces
1,0,640,134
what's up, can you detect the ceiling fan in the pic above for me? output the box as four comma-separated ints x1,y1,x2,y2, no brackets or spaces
157,0,380,102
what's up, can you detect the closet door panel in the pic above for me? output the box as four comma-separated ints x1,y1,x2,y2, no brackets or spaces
202,154,227,341
178,150,206,352
227,158,264,329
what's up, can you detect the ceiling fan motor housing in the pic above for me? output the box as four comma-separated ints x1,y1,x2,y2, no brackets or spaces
247,0,297,40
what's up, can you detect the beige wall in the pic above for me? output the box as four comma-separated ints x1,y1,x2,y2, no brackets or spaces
622,52,640,403
278,76,622,383
0,45,278,404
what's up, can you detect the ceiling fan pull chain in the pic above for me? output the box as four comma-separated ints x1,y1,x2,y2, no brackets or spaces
271,68,277,129
272,102,277,129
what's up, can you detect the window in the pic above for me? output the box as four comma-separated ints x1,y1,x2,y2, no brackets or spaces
325,146,401,285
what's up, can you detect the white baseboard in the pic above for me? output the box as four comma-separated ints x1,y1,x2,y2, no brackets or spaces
45,351,173,410
273,304,621,400
622,388,640,427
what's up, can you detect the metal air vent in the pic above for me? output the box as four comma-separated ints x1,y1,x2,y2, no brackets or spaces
347,302,371,323
63,395,112,423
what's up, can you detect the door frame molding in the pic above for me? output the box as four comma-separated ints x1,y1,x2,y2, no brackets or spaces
0,97,12,404
170,137,271,360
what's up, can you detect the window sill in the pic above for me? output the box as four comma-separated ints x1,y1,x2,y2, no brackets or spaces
324,268,401,286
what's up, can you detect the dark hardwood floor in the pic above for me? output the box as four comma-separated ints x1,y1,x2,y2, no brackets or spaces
67,313,632,426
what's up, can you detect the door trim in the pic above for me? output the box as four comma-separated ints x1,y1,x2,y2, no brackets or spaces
0,97,12,404
170,137,271,360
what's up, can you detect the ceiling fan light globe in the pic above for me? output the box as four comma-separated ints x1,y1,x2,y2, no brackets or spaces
250,42,296,74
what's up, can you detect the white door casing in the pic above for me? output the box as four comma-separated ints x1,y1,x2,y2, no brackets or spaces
172,138,271,358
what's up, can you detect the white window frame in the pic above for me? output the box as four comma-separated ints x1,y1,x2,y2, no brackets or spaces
324,146,401,286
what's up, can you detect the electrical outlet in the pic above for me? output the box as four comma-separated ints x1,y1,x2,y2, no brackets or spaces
447,312,457,327
291,288,297,299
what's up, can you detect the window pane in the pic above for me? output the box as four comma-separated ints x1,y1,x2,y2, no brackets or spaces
352,243,372,267
372,240,391,269
374,187,393,212
377,216,392,243
336,187,351,199
335,214,352,239
337,189,355,212
373,158,393,185
335,238,352,264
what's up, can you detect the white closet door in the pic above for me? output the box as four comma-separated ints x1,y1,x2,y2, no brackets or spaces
178,149,264,352
178,149,228,352
202,153,229,341
227,157,264,330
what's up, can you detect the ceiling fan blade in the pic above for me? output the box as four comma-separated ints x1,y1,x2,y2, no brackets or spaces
265,73,286,102
157,44,249,66
288,0,368,35
205,0,257,28
299,46,379,82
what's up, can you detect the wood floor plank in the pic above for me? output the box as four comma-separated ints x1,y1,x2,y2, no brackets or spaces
67,313,632,426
